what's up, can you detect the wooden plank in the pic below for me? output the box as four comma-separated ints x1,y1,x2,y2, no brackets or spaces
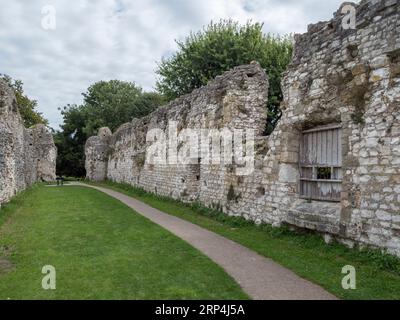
306,133,310,164
310,181,314,199
335,167,343,180
321,130,327,164
338,128,342,165
299,134,303,164
306,181,310,196
300,178,342,183
299,196,340,202
332,129,338,166
321,130,324,165
302,124,342,134
326,130,329,164
316,131,320,164
316,181,320,200
314,132,317,165
302,167,313,179
314,181,320,199
327,130,333,165
300,165,342,168
331,182,342,201
317,181,331,200
307,133,313,164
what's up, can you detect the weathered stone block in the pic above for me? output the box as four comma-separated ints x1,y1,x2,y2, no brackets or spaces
0,80,56,205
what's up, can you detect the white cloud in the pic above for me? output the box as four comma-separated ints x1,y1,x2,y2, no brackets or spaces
0,0,345,129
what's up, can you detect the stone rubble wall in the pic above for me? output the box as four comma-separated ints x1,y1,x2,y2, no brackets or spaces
85,0,400,256
85,63,268,199
85,127,112,181
0,79,57,205
272,0,400,254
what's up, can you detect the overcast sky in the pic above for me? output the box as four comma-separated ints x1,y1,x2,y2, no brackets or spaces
0,0,346,129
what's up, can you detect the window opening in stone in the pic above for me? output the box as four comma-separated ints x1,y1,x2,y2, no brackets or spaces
299,124,342,202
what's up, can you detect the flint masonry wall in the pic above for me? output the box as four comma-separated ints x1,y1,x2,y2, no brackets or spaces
86,0,400,256
86,63,268,196
272,0,400,254
0,79,57,205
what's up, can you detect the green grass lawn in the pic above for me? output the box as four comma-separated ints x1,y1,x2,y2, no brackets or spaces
0,185,248,300
91,181,400,300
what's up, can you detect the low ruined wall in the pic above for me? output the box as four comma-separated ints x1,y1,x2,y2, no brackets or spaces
0,79,57,205
86,0,400,256
86,62,268,199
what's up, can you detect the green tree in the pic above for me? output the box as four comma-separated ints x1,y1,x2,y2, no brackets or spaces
54,104,88,177
82,80,165,135
55,80,164,177
156,20,293,133
0,74,48,127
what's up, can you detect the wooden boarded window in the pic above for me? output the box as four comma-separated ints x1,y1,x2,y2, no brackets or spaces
300,124,342,202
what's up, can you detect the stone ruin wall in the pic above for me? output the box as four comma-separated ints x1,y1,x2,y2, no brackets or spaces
0,79,57,205
274,0,400,254
86,63,268,199
86,0,400,256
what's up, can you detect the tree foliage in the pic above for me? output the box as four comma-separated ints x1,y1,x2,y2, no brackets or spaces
0,74,48,127
54,104,88,177
156,20,293,133
55,80,165,177
82,80,165,134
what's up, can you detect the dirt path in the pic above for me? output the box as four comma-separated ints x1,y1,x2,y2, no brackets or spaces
70,183,337,300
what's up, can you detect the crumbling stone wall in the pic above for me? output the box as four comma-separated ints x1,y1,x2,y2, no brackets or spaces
86,63,268,199
85,127,112,181
271,0,400,254
86,0,400,256
0,79,56,205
